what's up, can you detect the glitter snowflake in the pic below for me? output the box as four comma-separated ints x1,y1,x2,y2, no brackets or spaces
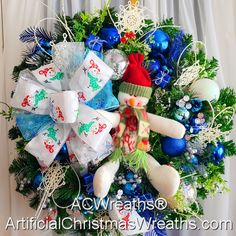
195,125,230,144
174,62,202,87
115,1,148,34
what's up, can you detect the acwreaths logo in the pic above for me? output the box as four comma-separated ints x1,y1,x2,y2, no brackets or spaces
70,197,167,211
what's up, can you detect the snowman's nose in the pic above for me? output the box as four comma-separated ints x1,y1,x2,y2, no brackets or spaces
128,98,136,107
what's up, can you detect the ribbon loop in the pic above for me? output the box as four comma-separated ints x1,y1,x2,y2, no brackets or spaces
11,76,55,115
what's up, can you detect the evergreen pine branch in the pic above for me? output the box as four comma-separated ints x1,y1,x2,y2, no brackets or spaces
181,50,218,79
222,140,236,156
217,87,236,107
8,126,21,140
53,167,80,206
9,154,40,179
0,102,14,121
157,18,181,38
54,15,74,42
29,194,41,210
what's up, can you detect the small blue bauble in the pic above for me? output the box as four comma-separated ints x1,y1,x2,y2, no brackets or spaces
190,155,199,165
148,59,161,77
55,143,69,162
126,171,134,181
191,98,203,113
161,137,187,157
100,27,120,49
189,118,207,134
123,183,134,195
211,142,225,164
32,171,43,188
174,107,190,122
145,30,170,53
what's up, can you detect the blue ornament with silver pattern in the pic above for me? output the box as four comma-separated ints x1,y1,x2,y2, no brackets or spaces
210,142,225,165
100,27,120,49
145,30,170,55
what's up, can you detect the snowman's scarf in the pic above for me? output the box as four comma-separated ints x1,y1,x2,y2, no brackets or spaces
110,105,150,171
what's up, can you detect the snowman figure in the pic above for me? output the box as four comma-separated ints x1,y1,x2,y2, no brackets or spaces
87,59,102,92
39,67,63,82
93,53,186,199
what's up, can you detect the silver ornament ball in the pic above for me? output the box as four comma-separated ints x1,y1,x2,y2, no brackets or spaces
104,49,128,80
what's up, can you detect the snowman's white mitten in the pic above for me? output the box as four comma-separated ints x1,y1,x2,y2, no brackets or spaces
146,155,180,197
147,113,186,139
96,109,120,128
93,160,120,198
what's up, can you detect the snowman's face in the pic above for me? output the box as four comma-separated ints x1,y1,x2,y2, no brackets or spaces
45,138,53,145
28,96,34,106
89,67,99,76
91,123,99,134
118,91,149,107
48,68,56,77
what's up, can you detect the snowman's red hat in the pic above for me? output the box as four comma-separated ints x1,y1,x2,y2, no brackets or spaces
119,53,152,98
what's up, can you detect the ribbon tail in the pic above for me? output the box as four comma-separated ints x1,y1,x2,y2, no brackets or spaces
16,112,54,140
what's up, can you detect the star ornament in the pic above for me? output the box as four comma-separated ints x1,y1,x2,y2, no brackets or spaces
115,1,148,35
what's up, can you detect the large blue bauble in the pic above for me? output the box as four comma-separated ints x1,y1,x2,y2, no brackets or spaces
211,142,225,164
100,27,120,49
161,137,187,157
145,30,170,54
32,171,43,189
55,143,69,162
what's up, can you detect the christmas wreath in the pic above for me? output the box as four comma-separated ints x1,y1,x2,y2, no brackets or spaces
2,1,236,235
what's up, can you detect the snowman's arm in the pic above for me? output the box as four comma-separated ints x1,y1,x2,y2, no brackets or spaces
147,112,186,139
96,109,120,128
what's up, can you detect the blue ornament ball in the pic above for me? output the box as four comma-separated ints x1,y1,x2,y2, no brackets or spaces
190,155,199,165
55,143,69,162
161,137,187,157
189,117,207,134
32,171,43,189
211,142,225,164
123,183,134,195
126,171,134,181
100,27,120,49
145,30,170,54
174,107,190,122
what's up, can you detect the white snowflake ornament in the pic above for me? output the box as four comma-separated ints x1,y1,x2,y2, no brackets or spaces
174,62,202,88
114,1,148,34
197,125,230,144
